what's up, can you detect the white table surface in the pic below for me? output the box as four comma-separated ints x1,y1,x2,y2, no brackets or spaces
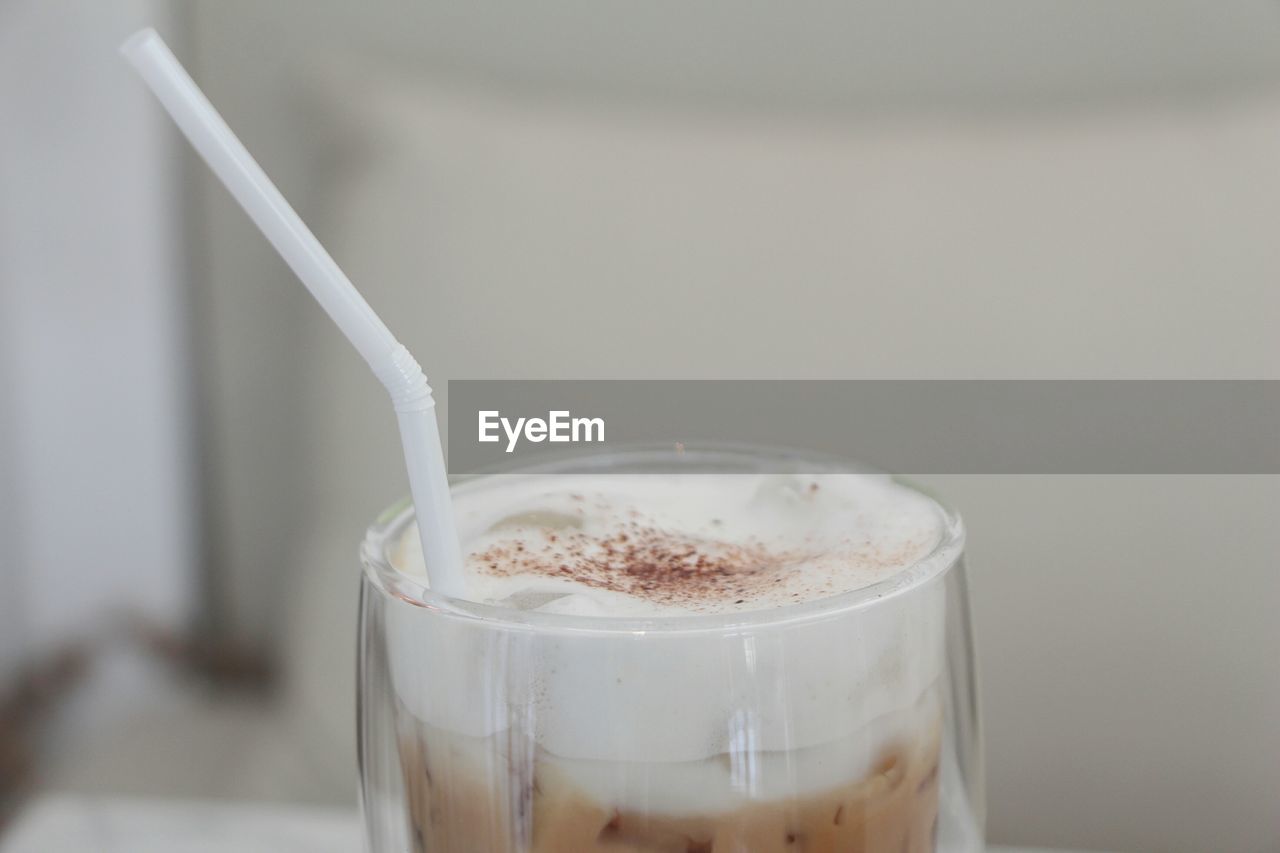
0,795,1098,853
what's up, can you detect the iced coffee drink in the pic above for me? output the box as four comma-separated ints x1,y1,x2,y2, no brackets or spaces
358,447,980,853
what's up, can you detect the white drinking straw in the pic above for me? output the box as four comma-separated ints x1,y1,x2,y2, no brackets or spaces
121,28,467,598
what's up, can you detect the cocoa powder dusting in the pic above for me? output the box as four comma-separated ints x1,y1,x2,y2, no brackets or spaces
475,522,807,609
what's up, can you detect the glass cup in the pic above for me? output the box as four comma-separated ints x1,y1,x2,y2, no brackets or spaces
358,445,984,852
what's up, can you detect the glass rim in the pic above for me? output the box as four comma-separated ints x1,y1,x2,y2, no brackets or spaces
360,442,965,636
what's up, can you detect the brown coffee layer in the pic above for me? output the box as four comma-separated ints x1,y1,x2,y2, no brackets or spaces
397,727,940,853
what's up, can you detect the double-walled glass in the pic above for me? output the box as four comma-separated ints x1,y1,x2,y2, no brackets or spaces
358,446,983,852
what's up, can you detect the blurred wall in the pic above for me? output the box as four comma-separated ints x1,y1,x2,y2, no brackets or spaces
0,1,195,706
181,4,1280,852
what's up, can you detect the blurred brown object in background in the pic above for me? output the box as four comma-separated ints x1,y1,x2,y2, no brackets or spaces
0,645,89,830
133,618,274,692
0,613,275,832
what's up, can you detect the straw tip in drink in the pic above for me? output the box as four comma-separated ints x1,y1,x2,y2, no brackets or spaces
120,27,160,59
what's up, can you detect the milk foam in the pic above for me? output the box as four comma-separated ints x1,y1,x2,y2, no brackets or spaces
392,472,947,615
379,469,960,809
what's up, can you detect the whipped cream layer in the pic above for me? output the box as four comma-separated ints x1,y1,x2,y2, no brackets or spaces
380,469,958,805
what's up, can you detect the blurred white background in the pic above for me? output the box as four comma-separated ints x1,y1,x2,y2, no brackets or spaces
2,3,1278,852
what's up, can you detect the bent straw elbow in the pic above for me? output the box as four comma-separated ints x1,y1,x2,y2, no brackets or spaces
374,344,436,414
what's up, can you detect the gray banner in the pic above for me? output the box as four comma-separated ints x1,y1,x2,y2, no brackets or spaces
446,380,1279,474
